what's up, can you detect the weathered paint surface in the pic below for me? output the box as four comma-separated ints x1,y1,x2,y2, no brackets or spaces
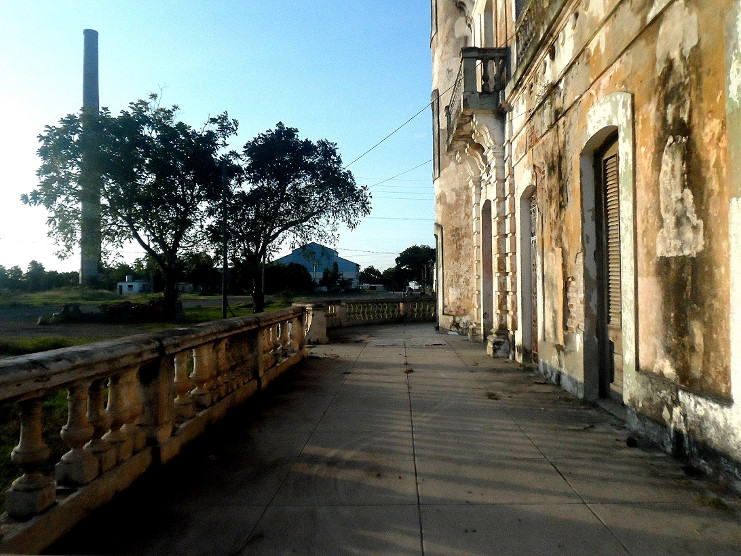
432,0,741,474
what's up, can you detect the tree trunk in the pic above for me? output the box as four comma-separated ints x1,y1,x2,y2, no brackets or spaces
162,273,180,320
252,263,264,313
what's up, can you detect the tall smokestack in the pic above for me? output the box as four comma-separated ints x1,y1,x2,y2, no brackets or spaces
80,29,101,286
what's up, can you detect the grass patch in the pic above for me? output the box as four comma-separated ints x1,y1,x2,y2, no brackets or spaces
0,390,68,513
0,337,94,357
0,288,125,307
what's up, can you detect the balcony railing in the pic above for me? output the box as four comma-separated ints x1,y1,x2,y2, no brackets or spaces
0,307,305,553
445,47,508,151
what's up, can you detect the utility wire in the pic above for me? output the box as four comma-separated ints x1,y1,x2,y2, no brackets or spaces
345,105,431,168
355,176,430,182
345,83,453,168
365,216,434,221
338,247,399,255
368,160,432,189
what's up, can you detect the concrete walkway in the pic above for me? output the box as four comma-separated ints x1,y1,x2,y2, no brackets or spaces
49,323,741,555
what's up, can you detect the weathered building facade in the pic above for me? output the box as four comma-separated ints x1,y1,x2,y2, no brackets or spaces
433,0,741,475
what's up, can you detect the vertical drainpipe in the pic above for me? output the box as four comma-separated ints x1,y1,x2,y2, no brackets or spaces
80,28,101,286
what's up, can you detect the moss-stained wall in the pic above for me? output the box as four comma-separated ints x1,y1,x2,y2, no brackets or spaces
432,0,478,330
434,0,741,472
507,0,732,401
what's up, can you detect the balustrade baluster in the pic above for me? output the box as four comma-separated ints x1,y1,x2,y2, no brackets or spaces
230,334,250,386
5,397,57,519
272,324,282,358
121,368,146,452
264,326,276,369
290,316,303,354
103,372,133,463
191,345,213,408
265,325,276,366
279,321,290,357
173,350,195,419
214,340,228,399
56,381,97,486
84,378,116,473
223,338,240,391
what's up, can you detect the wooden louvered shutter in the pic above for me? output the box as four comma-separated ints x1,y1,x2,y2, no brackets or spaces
603,146,621,327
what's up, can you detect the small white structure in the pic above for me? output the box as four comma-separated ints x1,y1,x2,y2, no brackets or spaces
117,275,152,295
360,283,386,291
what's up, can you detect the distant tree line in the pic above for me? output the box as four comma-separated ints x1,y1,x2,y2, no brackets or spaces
359,245,435,292
1,243,435,297
0,261,78,292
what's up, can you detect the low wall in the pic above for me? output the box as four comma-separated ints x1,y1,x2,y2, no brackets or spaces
0,306,306,554
297,297,436,343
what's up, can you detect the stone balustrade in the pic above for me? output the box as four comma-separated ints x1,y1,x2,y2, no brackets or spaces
0,306,305,554
299,297,435,344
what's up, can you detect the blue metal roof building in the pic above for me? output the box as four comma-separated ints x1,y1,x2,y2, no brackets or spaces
273,243,360,288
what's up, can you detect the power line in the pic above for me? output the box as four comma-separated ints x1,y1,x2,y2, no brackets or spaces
368,159,432,189
355,176,430,182
345,106,431,168
345,83,454,168
365,216,434,221
371,196,434,201
337,247,399,255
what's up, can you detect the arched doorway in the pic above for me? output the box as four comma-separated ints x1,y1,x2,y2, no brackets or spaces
519,186,538,363
580,92,635,402
594,134,622,399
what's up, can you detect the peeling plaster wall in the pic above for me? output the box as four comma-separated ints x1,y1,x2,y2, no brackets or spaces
501,0,737,466
433,0,478,333
433,0,740,471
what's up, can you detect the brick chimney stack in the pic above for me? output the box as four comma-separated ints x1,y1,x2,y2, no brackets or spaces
80,29,101,286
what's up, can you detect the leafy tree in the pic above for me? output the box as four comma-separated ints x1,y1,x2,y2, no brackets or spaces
100,262,136,291
381,266,406,292
44,270,79,289
263,262,314,294
395,245,435,291
319,262,340,289
24,95,237,317
359,265,384,284
6,266,23,289
133,255,165,292
180,251,220,293
24,260,47,292
216,123,370,312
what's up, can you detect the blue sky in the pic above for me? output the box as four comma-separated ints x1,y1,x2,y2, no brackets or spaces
0,1,434,274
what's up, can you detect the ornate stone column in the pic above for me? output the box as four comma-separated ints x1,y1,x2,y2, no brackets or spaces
5,398,57,519
84,378,116,473
173,350,195,420
56,381,98,485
